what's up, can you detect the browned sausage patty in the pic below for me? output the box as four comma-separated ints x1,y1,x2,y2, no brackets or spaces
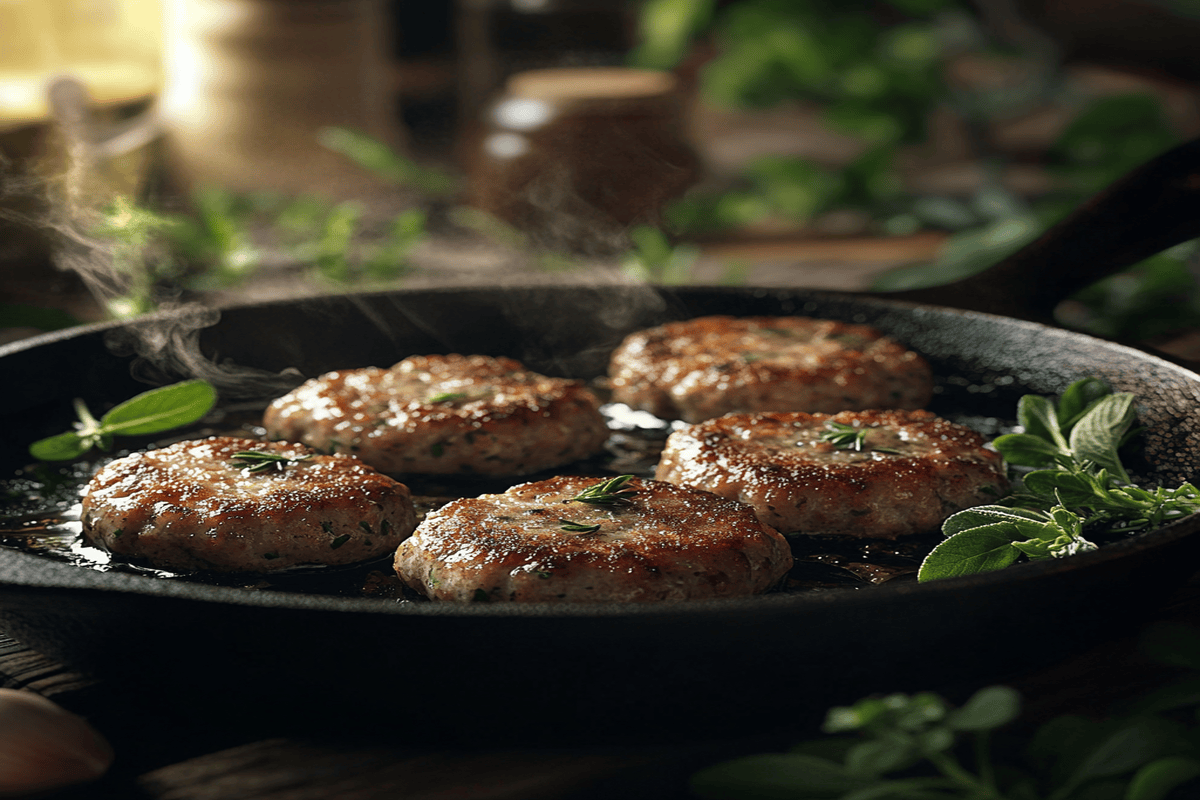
81,436,417,572
263,354,610,476
608,315,934,423
655,410,1008,538
394,475,793,602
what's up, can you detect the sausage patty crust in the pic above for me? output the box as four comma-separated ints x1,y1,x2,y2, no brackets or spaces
81,436,417,572
655,410,1008,538
607,315,934,423
394,475,793,603
263,354,610,476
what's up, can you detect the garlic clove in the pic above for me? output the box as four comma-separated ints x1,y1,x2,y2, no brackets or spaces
0,688,114,796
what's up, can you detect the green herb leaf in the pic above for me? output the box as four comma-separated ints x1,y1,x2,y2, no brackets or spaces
28,380,217,462
567,475,637,505
28,431,96,462
917,527,1023,581
559,518,601,533
1126,756,1200,800
819,421,869,451
1057,377,1112,429
1063,716,1186,787
99,380,217,436
428,392,467,403
941,505,1054,539
1017,393,1067,449
231,450,313,473
992,432,1065,467
1020,470,1100,507
946,686,1021,731
1069,392,1137,483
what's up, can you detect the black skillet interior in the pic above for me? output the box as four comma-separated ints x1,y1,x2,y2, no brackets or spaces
2,284,1200,745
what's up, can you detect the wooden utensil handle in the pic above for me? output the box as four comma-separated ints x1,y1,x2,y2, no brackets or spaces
885,137,1200,322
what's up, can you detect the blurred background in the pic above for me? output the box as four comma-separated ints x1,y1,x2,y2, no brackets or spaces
5,0,1200,352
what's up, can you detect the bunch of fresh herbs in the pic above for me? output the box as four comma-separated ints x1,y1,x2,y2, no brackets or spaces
691,623,1200,799
918,378,1200,582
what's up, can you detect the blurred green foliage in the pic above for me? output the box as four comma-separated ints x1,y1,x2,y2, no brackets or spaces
90,185,427,318
630,0,1200,341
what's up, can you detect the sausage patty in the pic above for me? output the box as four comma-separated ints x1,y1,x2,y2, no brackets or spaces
263,354,610,476
394,475,793,602
608,315,934,423
80,436,417,572
655,410,1008,538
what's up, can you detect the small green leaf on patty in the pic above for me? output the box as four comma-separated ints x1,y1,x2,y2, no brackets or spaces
231,450,313,473
559,518,602,533
567,475,637,505
819,421,902,454
428,392,467,403
819,421,869,451
329,534,351,549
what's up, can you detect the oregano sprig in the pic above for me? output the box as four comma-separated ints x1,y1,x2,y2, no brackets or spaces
919,378,1200,582
29,380,217,462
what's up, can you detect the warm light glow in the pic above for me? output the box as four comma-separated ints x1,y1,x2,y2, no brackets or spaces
491,97,553,131
484,132,530,160
0,0,162,126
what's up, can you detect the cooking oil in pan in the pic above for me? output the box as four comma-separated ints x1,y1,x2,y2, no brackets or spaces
0,405,949,599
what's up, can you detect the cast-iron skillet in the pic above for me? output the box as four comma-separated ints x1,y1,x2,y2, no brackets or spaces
3,140,1200,745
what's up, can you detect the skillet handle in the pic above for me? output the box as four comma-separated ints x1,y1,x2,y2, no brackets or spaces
882,137,1200,322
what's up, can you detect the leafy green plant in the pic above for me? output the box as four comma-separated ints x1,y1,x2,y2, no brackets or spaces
317,127,459,198
691,625,1200,798
621,225,702,284
918,378,1200,582
29,380,216,462
634,0,1200,339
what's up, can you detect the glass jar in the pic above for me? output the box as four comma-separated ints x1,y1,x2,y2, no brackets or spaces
464,66,700,254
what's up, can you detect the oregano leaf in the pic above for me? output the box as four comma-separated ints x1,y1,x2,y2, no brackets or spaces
1057,377,1112,430
1017,394,1065,448
917,528,1023,582
100,380,217,435
992,433,1064,467
1069,393,1137,483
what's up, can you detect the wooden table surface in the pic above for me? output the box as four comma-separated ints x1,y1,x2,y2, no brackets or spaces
4,573,1200,800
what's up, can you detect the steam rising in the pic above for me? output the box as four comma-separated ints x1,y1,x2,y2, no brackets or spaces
101,306,305,400
6,78,680,405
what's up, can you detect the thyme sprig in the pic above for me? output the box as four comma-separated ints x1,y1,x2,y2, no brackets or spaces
231,450,313,473
566,475,637,505
819,421,901,454
820,421,869,451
